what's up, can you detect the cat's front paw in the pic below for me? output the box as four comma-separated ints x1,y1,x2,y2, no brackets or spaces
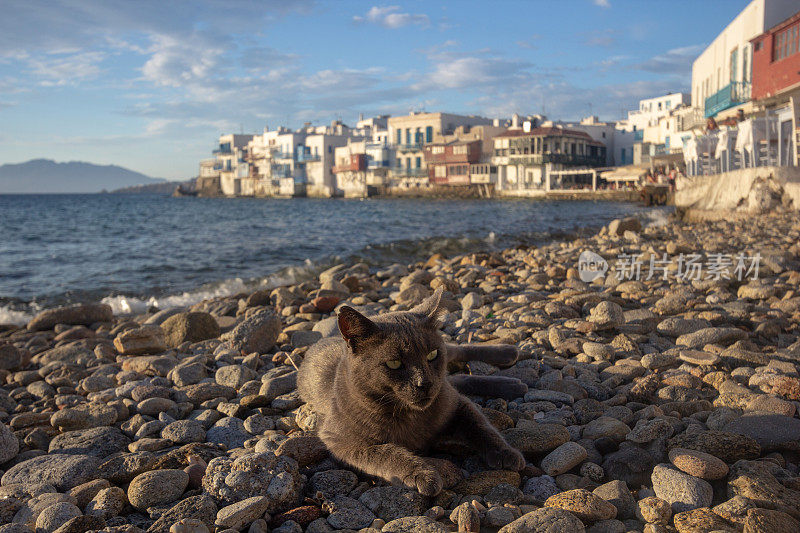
411,467,443,496
485,446,525,471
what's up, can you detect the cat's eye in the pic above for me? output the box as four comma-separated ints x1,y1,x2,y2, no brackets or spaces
386,360,402,369
426,350,438,361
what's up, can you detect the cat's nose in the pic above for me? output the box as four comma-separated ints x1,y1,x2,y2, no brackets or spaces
414,377,431,391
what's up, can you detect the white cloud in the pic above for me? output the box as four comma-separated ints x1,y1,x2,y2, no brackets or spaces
27,51,106,86
635,45,704,77
353,6,430,29
593,0,610,8
141,34,226,89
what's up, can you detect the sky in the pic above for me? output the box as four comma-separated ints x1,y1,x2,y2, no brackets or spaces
0,0,751,179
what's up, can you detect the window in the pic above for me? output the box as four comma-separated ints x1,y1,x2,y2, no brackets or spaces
395,129,401,144
431,146,444,154
453,145,467,155
425,126,433,143
415,157,421,168
743,44,750,82
730,47,738,82
435,166,446,178
774,24,799,61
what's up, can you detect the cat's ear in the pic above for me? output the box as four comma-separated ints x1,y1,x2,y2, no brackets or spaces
412,285,447,329
338,306,377,345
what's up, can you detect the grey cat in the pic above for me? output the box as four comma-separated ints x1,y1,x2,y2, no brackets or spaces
297,286,527,496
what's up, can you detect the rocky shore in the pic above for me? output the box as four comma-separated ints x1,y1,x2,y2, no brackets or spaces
1,209,800,533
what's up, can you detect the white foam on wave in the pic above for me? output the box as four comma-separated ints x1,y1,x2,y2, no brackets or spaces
0,306,36,326
102,259,321,317
641,207,673,228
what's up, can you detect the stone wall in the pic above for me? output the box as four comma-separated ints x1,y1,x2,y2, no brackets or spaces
675,166,800,218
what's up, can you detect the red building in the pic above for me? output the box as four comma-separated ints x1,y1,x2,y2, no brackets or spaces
751,10,800,102
424,139,482,185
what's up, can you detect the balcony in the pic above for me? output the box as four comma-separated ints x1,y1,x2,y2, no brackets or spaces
507,153,605,167
367,160,390,169
272,151,295,160
704,82,750,118
633,130,644,142
390,167,428,177
296,152,321,163
396,142,423,152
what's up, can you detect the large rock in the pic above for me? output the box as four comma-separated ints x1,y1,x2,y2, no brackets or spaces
128,469,189,510
113,325,167,355
723,413,800,452
608,217,641,236
498,507,585,533
676,327,747,349
27,303,113,331
202,452,303,511
601,445,655,488
651,463,713,513
0,342,23,370
220,308,281,353
358,486,427,522
728,460,800,519
48,426,130,458
502,423,570,455
1,454,100,491
668,430,761,463
161,312,220,348
0,422,20,464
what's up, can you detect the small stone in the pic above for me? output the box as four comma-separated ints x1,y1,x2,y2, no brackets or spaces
324,496,375,530
672,508,734,533
541,441,588,476
668,448,728,480
162,420,206,444
651,463,713,513
85,486,127,520
127,469,189,510
113,325,167,355
544,488,617,523
35,501,82,533
216,496,272,530
636,496,671,524
161,312,220,348
593,480,636,520
0,422,20,463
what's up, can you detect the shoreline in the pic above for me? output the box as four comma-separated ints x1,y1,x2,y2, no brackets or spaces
0,205,671,327
0,207,799,531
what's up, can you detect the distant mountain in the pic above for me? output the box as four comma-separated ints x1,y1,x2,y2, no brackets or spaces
110,178,195,195
0,159,168,193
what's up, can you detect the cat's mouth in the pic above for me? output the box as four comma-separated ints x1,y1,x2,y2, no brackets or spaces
405,392,436,410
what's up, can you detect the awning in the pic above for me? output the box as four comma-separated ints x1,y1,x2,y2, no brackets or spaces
600,165,648,182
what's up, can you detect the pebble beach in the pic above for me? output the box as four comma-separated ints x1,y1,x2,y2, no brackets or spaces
1,208,800,533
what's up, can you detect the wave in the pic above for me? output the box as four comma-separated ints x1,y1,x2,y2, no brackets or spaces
1,206,665,326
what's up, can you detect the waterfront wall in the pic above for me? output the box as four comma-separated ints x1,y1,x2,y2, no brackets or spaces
675,166,800,216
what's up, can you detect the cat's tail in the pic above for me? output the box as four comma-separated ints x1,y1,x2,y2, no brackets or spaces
448,375,528,401
445,343,519,367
